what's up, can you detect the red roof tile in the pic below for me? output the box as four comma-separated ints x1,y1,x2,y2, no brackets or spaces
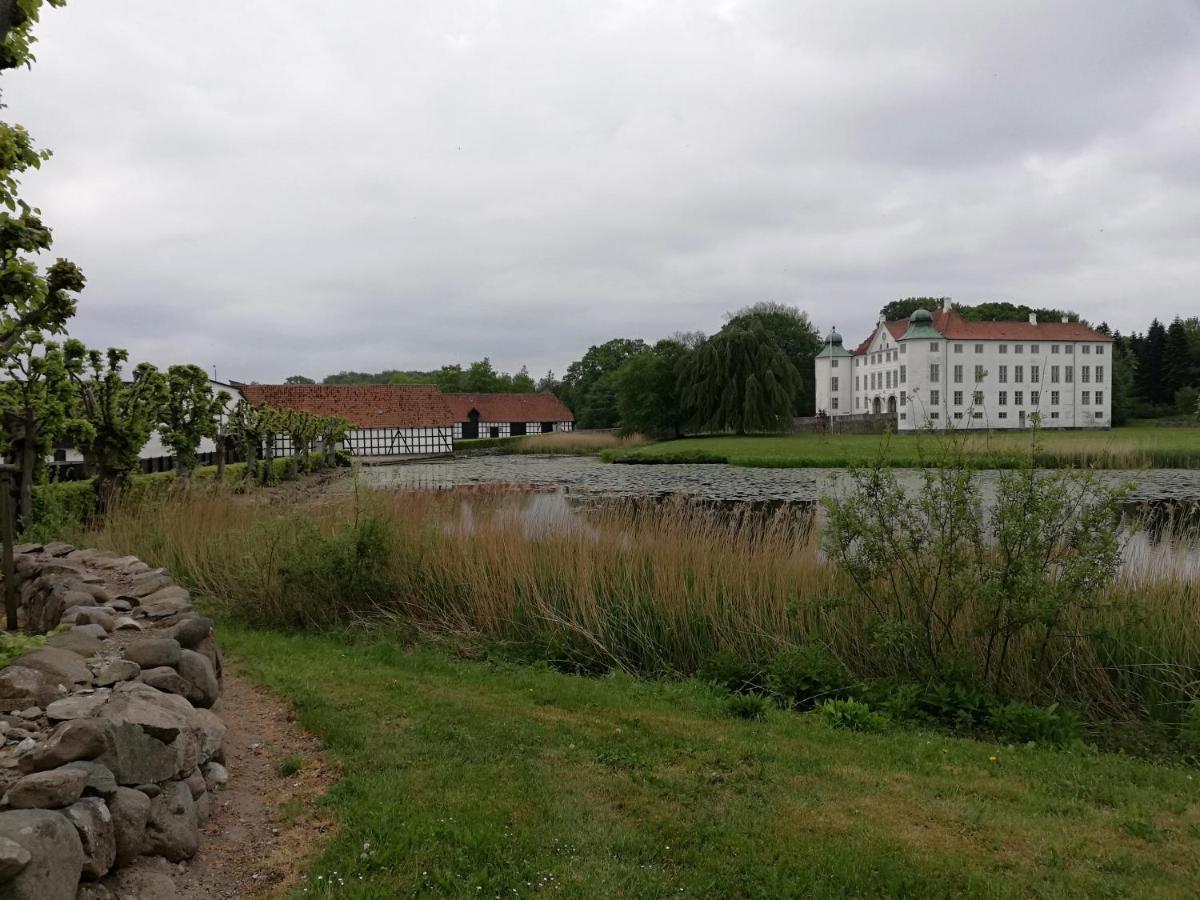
852,311,1112,355
239,384,454,428
444,393,574,423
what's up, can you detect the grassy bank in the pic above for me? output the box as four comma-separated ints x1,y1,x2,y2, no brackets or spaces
604,422,1200,469
226,625,1200,899
78,486,1200,746
457,432,648,456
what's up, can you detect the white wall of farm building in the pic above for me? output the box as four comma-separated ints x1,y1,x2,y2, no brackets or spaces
452,421,574,439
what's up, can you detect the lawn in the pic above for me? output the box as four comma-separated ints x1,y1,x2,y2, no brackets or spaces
225,626,1200,899
604,421,1200,469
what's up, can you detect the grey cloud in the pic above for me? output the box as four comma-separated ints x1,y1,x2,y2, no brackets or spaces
5,0,1198,381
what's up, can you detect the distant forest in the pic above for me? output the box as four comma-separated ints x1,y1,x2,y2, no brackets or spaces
287,298,1200,434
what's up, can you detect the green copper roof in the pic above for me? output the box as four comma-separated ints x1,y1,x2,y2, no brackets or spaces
817,328,851,358
901,308,941,340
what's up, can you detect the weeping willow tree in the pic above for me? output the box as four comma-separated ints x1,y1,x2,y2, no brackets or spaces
681,322,800,435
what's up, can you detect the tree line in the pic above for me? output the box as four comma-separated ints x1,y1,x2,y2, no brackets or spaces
291,358,554,395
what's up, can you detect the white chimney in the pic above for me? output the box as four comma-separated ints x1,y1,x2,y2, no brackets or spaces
942,298,951,311
1061,316,1069,324
1029,313,1037,325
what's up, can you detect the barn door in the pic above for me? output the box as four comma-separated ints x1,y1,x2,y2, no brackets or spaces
462,410,480,439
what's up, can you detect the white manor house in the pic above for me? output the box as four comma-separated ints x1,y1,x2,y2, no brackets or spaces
815,301,1113,431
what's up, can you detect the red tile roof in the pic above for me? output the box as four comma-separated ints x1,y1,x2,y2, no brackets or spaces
852,310,1112,355
239,384,454,428
444,393,574,423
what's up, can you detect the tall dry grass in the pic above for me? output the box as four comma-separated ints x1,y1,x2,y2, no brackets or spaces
80,482,1200,723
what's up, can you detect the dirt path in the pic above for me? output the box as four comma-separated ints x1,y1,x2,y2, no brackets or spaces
100,664,338,899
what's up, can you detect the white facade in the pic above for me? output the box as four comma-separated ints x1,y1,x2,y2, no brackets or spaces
816,309,1113,431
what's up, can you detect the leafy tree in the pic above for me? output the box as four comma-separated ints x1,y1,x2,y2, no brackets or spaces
284,374,315,385
228,400,274,484
681,323,799,435
433,364,464,393
880,298,951,321
536,370,560,394
0,333,76,527
64,342,166,510
509,365,535,393
1110,339,1138,427
1176,386,1200,418
318,415,349,466
462,358,500,393
613,339,692,437
1136,319,1169,408
724,302,821,415
0,0,65,70
561,338,649,428
159,365,228,478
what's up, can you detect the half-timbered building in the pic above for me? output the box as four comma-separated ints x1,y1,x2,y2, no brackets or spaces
444,393,575,440
239,384,455,458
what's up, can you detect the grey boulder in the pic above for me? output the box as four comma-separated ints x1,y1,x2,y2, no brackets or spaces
4,766,88,809
93,659,140,687
21,719,107,772
0,808,84,899
63,798,116,880
124,639,181,670
94,721,177,787
137,667,189,697
107,786,150,867
176,650,219,708
45,691,110,722
144,781,198,861
10,648,92,685
45,629,104,658
63,761,118,800
0,666,61,710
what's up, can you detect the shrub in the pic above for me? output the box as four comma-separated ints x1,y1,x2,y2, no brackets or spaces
725,693,769,721
764,644,851,709
988,700,1081,746
822,429,1126,691
697,650,763,694
818,699,888,733
273,515,398,627
276,754,304,777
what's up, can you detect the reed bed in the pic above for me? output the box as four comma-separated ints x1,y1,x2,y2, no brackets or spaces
78,482,1200,728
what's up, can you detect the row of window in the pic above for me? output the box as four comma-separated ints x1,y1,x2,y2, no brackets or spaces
920,390,1105,407
900,411,1107,423
928,364,1104,384
851,342,1107,366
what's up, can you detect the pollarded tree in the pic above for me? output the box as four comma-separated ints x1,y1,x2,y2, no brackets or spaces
159,365,230,478
64,341,167,511
319,415,349,466
228,400,272,484
284,408,322,478
682,322,800,435
0,332,78,527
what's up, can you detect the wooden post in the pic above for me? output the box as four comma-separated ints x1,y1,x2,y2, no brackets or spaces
0,466,16,631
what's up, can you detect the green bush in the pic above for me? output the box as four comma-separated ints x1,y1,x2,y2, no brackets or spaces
697,650,763,694
764,644,852,709
28,480,97,542
818,699,888,733
988,700,1081,746
725,693,769,721
272,516,398,628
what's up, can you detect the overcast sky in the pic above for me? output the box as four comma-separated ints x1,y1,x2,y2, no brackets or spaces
7,1,1199,383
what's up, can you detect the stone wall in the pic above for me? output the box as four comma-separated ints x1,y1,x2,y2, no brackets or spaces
0,541,227,899
792,413,897,435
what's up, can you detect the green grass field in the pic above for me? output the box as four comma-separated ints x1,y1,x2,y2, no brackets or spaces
604,421,1200,469
226,626,1200,899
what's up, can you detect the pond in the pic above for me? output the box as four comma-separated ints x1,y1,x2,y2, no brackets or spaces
348,454,1200,580
353,453,1200,506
